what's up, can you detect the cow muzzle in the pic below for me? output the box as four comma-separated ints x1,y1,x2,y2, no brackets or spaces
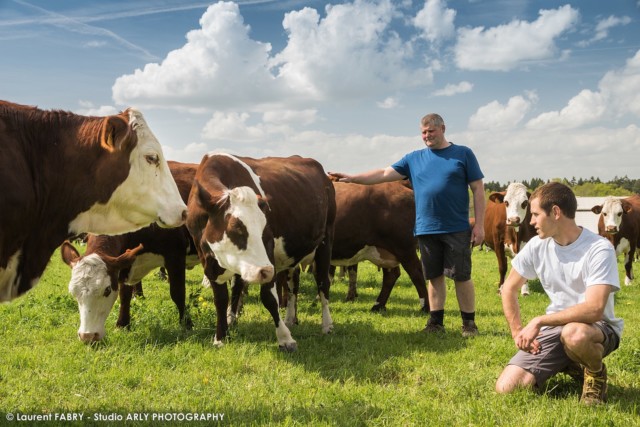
605,226,618,234
506,217,521,226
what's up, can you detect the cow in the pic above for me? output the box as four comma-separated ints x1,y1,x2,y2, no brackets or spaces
591,195,640,285
483,182,536,295
186,153,336,352
0,101,187,303
330,180,428,312
60,161,200,342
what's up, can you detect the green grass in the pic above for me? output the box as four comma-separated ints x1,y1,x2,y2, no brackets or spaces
1,248,639,426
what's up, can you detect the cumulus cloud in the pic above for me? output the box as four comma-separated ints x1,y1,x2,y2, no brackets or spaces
413,0,456,44
271,0,433,100
527,49,640,130
432,81,473,97
113,2,279,110
468,92,537,130
75,100,118,116
454,5,579,71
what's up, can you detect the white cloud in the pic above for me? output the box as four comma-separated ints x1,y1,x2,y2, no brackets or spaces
377,97,399,109
432,81,473,97
454,5,579,71
262,109,317,126
413,0,456,44
468,93,537,130
112,2,279,110
201,111,266,141
527,49,640,130
578,15,632,47
271,0,433,100
75,101,118,116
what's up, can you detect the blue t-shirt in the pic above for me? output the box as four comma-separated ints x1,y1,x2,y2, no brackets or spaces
392,143,483,235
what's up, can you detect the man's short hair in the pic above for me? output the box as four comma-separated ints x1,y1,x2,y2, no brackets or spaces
530,182,577,219
421,113,445,128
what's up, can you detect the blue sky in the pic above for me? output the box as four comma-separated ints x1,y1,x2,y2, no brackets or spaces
1,0,639,183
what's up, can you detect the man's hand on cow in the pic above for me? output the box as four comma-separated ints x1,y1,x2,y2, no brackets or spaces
327,172,351,183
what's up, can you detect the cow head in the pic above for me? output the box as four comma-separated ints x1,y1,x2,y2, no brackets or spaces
68,109,187,236
188,183,275,285
591,196,630,234
503,183,531,228
61,241,143,342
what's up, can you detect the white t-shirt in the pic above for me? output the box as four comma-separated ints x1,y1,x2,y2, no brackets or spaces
512,227,624,338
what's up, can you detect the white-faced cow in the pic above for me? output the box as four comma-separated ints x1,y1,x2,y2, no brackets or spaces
331,180,428,312
60,162,200,342
591,195,640,285
0,101,186,302
483,182,536,295
186,153,336,352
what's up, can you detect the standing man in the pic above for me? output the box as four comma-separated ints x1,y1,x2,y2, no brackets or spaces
496,182,623,405
329,113,485,337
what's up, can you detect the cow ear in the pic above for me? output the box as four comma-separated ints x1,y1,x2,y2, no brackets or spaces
102,244,144,271
61,241,81,268
257,195,271,212
194,180,226,213
621,200,633,214
100,113,133,153
489,192,505,203
591,205,603,214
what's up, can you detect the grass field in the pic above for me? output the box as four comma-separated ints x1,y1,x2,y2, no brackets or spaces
1,247,639,426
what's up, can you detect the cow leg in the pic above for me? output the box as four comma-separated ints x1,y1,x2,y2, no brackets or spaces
228,275,246,326
284,267,300,327
495,241,507,294
624,247,635,285
211,281,230,347
260,282,297,352
371,266,400,312
132,282,145,298
345,265,358,302
276,270,288,308
402,256,429,312
313,234,334,334
116,282,134,328
165,258,192,329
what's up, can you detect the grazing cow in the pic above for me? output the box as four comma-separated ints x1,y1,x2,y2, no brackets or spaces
0,101,186,303
591,195,640,285
483,182,536,294
61,161,199,342
187,153,336,352
331,181,428,312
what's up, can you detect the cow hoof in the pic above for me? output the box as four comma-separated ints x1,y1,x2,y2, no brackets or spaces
115,321,131,329
420,305,429,314
370,304,386,313
182,315,194,330
279,342,298,352
322,324,334,334
345,295,356,302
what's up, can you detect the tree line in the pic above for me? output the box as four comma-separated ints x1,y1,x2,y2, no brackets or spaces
484,175,640,197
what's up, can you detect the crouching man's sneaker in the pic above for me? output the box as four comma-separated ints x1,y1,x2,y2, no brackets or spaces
581,364,607,405
461,319,479,337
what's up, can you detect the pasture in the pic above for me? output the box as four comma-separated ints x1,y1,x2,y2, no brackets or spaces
1,248,638,426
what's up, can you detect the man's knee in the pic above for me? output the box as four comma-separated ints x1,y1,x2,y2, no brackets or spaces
496,365,536,394
560,322,599,350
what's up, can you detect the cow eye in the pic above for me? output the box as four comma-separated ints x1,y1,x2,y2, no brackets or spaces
521,201,528,208
603,213,607,216
504,201,509,207
145,154,160,166
103,286,112,297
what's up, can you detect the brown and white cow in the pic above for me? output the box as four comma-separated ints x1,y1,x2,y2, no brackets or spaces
60,162,199,342
591,195,640,285
0,101,186,302
331,180,428,312
187,153,336,352
483,182,536,295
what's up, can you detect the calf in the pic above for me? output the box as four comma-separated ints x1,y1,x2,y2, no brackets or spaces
591,195,640,285
331,181,428,312
187,153,336,352
0,101,186,302
61,161,199,342
483,182,536,294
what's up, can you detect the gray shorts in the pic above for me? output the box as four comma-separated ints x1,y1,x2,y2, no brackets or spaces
417,230,472,281
508,321,620,387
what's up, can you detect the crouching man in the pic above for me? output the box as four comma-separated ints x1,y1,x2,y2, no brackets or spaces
495,182,623,405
